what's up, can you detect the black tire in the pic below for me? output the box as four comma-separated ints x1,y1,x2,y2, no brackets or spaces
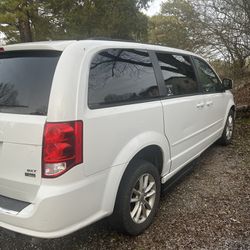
219,109,235,145
110,160,161,235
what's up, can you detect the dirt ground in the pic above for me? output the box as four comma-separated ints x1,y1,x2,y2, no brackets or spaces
0,118,249,250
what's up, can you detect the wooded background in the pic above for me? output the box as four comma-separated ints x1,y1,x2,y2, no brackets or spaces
0,0,249,87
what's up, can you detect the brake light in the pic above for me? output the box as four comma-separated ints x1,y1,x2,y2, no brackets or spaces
42,121,83,178
0,47,4,52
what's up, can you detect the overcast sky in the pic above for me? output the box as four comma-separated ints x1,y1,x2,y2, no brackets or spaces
143,0,163,16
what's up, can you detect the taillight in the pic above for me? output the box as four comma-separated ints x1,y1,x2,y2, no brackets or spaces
0,47,4,52
42,121,83,178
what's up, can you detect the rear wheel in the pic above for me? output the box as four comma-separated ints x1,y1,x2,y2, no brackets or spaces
111,160,161,235
219,109,234,145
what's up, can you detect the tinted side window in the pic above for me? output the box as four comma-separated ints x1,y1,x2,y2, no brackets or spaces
193,57,222,93
156,53,198,96
88,49,159,108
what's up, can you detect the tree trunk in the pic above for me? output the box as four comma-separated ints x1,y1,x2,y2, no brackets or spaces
18,16,32,42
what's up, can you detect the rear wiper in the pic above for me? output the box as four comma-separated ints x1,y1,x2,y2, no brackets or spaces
0,104,28,108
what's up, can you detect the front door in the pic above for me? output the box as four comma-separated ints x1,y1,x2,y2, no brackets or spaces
192,57,229,144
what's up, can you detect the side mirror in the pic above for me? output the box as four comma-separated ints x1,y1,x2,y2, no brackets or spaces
222,78,233,90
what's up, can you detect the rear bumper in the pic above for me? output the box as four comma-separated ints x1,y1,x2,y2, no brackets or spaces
0,168,112,238
0,195,30,215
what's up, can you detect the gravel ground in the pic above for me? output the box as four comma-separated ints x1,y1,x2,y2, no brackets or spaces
0,118,249,250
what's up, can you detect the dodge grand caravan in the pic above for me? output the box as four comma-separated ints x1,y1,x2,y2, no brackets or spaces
0,40,235,238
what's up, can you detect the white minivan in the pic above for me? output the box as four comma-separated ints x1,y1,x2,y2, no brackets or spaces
0,40,235,238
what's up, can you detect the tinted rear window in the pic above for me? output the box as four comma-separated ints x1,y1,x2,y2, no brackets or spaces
0,50,61,115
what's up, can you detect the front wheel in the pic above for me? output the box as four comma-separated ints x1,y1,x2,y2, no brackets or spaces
219,109,235,145
111,160,161,235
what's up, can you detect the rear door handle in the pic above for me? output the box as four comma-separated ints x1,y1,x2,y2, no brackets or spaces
196,102,205,108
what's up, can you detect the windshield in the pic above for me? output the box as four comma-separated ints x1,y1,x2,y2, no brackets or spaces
0,50,61,115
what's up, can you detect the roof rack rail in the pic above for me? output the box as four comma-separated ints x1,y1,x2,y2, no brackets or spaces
85,37,137,43
84,37,167,47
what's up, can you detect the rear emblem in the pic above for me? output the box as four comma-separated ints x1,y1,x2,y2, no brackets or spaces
25,169,37,178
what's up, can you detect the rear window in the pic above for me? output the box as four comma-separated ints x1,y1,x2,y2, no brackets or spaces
0,50,61,115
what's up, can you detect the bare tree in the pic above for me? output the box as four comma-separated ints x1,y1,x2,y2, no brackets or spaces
161,0,250,73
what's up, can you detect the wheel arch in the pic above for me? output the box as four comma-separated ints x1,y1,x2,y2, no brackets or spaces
100,131,171,214
230,104,236,119
129,145,164,175
223,98,236,128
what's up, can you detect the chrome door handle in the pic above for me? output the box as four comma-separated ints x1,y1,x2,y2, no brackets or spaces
196,102,205,108
206,101,213,107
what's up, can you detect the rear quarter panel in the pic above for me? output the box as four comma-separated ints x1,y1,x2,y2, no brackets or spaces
76,45,171,177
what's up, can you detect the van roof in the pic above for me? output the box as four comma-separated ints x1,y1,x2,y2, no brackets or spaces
2,39,196,56
3,40,76,51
